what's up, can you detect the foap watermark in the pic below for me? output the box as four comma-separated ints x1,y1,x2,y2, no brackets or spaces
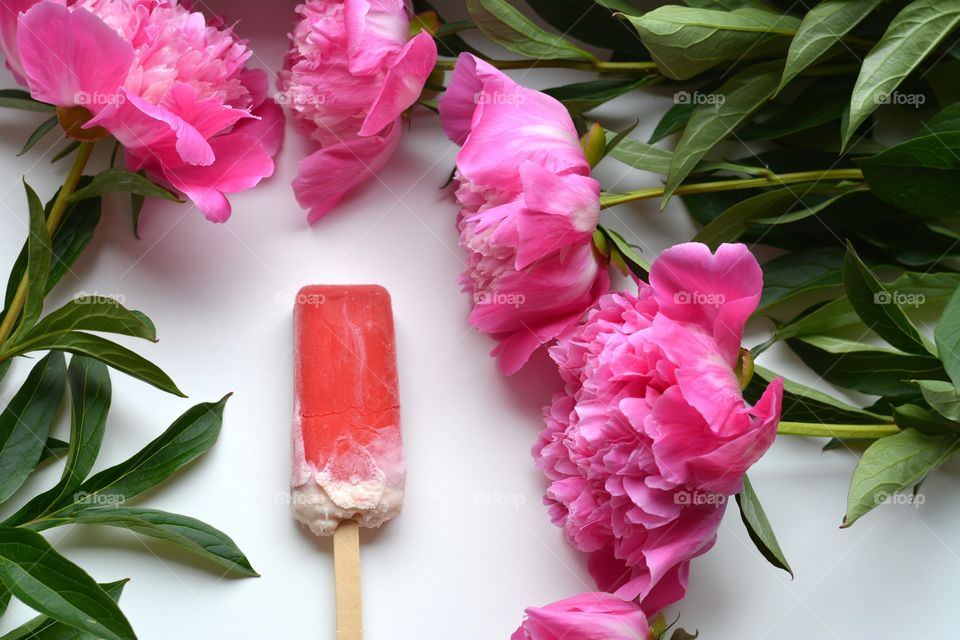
73,291,126,305
473,89,525,106
474,291,525,308
474,491,526,508
274,290,327,308
674,490,726,507
74,491,125,507
874,291,925,308
875,92,926,108
873,490,925,509
674,90,725,107
674,290,725,308
274,91,326,108
74,91,125,107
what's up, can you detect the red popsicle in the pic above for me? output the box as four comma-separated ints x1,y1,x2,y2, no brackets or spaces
292,285,403,639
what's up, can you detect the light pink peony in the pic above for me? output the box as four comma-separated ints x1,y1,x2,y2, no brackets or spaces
534,242,783,613
438,54,610,375
277,0,437,221
511,592,649,640
0,0,283,222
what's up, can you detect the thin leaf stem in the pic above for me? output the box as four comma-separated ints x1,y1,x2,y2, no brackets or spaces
777,421,899,439
0,141,95,348
600,168,865,209
434,57,659,73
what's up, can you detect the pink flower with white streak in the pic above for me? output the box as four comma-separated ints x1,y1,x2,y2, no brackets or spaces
534,242,783,613
277,0,437,221
512,592,649,640
439,54,610,375
0,0,284,222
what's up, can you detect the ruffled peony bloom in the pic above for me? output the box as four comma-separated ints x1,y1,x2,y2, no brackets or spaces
534,242,783,613
511,592,649,640
277,0,437,221
0,0,284,222
438,54,610,375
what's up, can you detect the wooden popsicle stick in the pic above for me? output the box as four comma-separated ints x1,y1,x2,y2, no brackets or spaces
333,520,363,640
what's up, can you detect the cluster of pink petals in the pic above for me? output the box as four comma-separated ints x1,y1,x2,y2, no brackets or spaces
438,54,609,375
512,592,649,640
0,0,284,222
534,242,783,613
277,0,437,222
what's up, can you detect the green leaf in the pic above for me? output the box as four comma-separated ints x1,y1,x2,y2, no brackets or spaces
465,0,595,61
595,225,650,277
38,437,70,466
756,248,843,314
858,132,960,218
892,403,956,435
0,90,55,113
915,379,960,422
6,332,184,398
778,0,883,93
664,63,782,202
67,168,180,204
19,181,52,338
746,365,883,425
843,244,933,355
0,579,127,640
648,102,694,143
626,7,798,80
736,474,792,576
788,336,947,397
18,116,59,157
0,527,135,640
843,428,958,527
50,141,80,164
544,78,654,115
606,137,673,174
70,396,229,508
669,630,699,640
38,507,257,577
935,286,960,388
844,0,960,148
0,353,66,503
927,101,960,133
740,79,849,141
20,299,157,345
9,358,111,525
522,0,649,55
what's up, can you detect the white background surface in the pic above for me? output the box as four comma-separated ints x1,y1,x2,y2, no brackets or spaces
0,1,958,638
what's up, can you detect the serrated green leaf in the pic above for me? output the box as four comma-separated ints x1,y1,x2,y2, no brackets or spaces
37,507,257,577
0,579,127,640
18,116,59,157
0,90,55,113
0,527,135,640
626,7,798,80
778,0,883,93
844,0,960,148
935,286,960,388
67,168,180,204
664,63,782,202
843,244,933,355
5,332,183,398
20,299,157,345
466,0,595,61
843,428,958,526
736,474,792,576
0,353,66,503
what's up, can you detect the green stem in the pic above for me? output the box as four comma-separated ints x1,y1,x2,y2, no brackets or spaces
777,421,899,439
434,57,659,74
600,168,865,209
0,141,95,348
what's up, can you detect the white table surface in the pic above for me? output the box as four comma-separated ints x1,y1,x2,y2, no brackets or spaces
0,1,957,638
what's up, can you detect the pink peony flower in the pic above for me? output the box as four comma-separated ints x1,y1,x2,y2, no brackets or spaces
0,0,284,222
511,592,649,640
438,54,610,375
277,0,437,221
533,242,783,613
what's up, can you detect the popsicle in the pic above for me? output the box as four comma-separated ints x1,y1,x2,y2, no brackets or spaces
292,285,403,639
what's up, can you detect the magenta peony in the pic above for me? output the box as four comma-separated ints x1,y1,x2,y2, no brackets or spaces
0,0,284,222
511,592,649,640
277,0,437,221
438,54,610,375
533,242,783,613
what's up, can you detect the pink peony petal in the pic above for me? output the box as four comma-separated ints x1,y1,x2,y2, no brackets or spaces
358,30,437,136
17,3,132,109
344,0,409,75
0,0,56,85
437,53,501,145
